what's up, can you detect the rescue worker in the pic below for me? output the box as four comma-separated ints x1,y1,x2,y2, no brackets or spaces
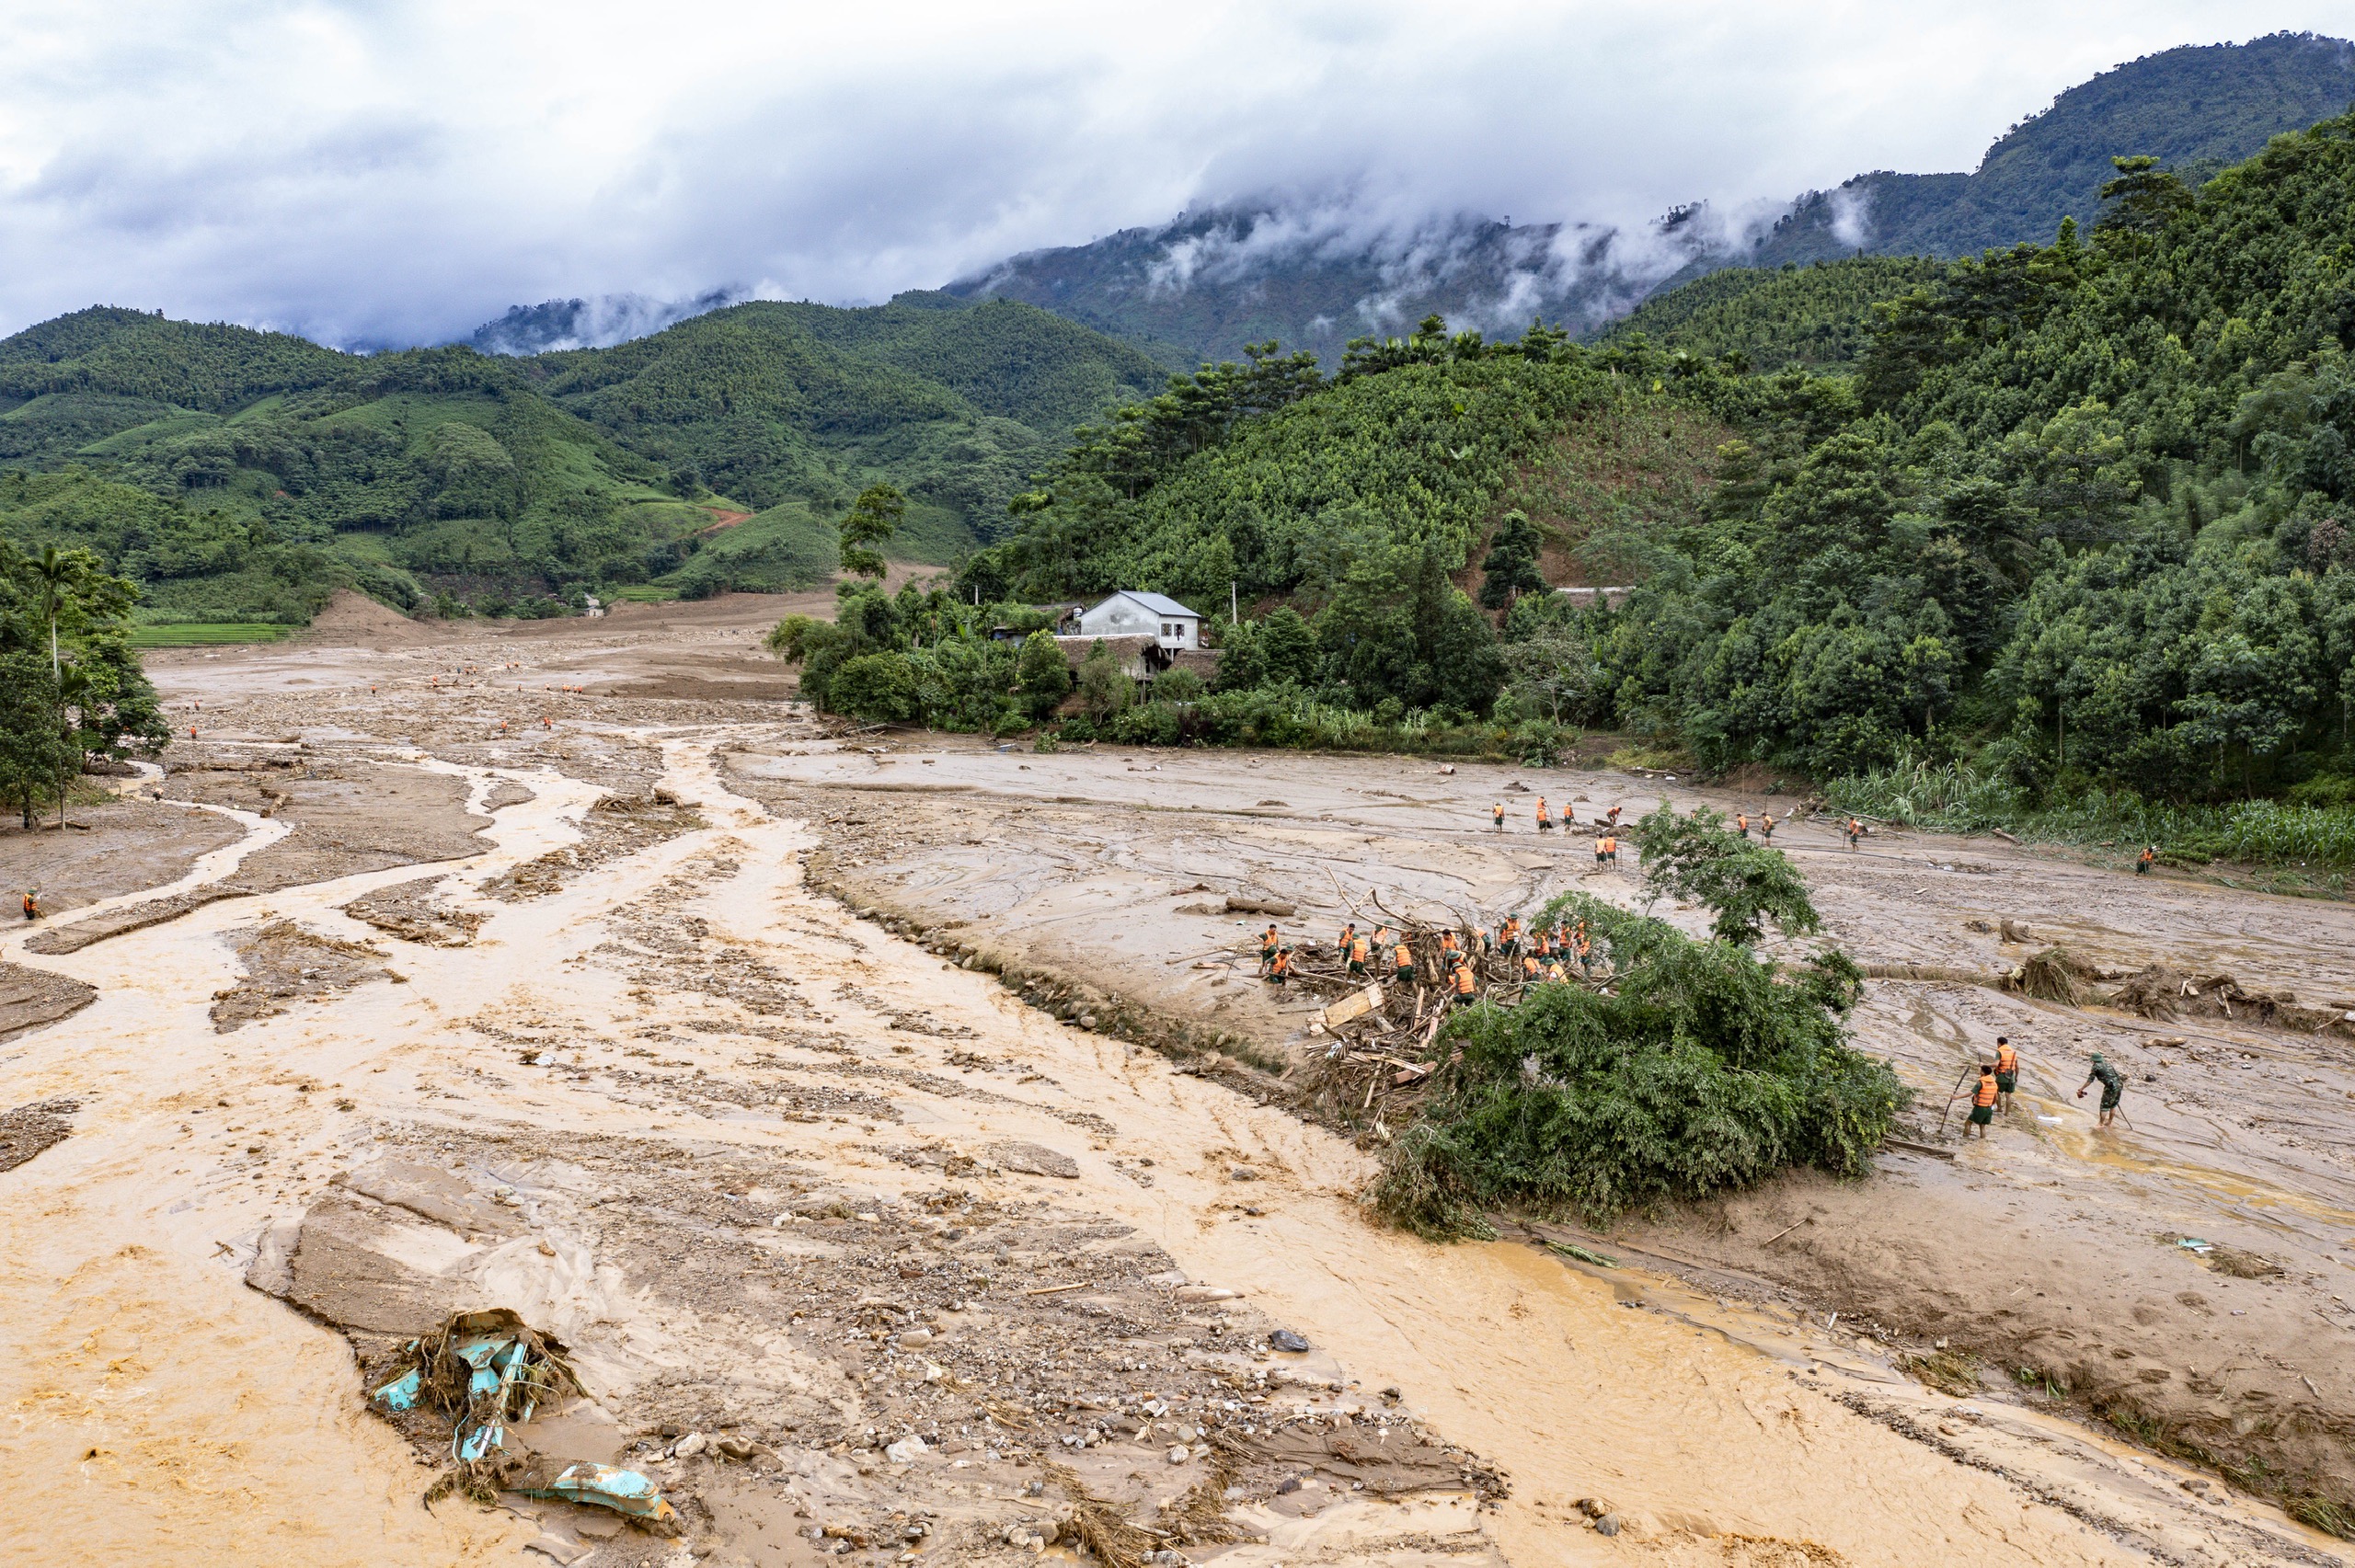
2077,1052,2125,1129
1268,945,1295,987
1737,811,1751,838
1759,812,1775,842
21,886,40,921
1258,924,1281,974
1536,797,1553,833
1964,1064,1998,1140
1993,1036,2020,1115
1603,833,1619,863
1846,816,1864,851
1493,800,1506,832
1606,804,1622,827
1593,832,1608,865
1499,917,1521,957
1451,958,1477,999
1338,921,1358,967
2136,844,2155,876
1393,937,1416,987
1545,959,1568,984
1439,930,1460,959
1522,954,1543,982
1347,927,1371,979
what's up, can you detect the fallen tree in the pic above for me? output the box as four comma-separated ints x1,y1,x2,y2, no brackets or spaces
1372,807,1906,1236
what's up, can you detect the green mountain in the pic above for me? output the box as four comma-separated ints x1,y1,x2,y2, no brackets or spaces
950,34,2353,370
1757,31,2355,264
0,294,1161,622
976,105,2355,820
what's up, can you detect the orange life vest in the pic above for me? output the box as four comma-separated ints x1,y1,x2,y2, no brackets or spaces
1394,944,1413,969
1973,1074,1998,1108
1995,1044,2017,1075
1270,951,1292,977
1350,936,1370,962
1453,965,1476,996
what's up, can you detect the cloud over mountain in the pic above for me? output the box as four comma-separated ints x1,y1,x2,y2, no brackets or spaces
0,1,2346,347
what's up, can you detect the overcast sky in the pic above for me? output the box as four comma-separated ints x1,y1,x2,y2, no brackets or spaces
1,2,2346,347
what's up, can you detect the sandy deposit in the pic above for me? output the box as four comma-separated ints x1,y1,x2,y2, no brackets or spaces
0,602,2343,1568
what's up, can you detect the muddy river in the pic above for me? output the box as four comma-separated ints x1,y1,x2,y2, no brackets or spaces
1,602,2347,1567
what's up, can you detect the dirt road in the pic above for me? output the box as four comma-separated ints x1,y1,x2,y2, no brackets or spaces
0,604,2345,1566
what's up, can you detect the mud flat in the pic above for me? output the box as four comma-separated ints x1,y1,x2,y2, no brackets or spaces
0,612,2344,1567
739,731,2355,1538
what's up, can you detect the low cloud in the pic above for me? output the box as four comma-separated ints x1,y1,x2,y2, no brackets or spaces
0,1,2340,346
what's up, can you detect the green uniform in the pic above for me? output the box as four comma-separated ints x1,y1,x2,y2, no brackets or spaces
2091,1059,2124,1111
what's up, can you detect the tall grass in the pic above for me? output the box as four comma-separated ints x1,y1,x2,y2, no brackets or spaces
1825,753,2355,871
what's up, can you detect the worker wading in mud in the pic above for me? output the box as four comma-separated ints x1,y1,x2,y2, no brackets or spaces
1964,1064,1998,1139
1258,924,1280,975
1266,946,1294,988
2079,1052,2126,1128
1994,1036,2019,1115
20,886,39,921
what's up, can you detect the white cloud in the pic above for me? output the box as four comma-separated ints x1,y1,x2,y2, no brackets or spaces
0,1,2343,345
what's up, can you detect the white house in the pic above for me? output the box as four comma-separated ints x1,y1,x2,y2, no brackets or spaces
1072,590,1201,649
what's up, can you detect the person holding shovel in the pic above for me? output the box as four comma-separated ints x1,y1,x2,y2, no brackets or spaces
2078,1051,2125,1128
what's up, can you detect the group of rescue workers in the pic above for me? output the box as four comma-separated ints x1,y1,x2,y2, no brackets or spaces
1959,1034,2130,1138
1258,911,1605,1001
1491,795,1875,856
1497,796,1626,863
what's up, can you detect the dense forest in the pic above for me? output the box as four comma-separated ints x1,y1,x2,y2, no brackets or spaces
905,108,2355,857
1755,30,2355,265
0,295,1159,624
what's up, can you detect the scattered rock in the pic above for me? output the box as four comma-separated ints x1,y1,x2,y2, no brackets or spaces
0,1096,79,1175
885,1435,928,1463
897,1329,934,1347
1175,1285,1241,1303
1596,1515,1622,1536
1575,1497,1614,1518
1166,1445,1192,1465
1269,1329,1310,1353
718,1436,758,1459
1229,1164,1259,1181
673,1432,709,1458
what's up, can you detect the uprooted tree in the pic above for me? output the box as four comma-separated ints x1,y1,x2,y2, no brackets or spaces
1372,816,1902,1237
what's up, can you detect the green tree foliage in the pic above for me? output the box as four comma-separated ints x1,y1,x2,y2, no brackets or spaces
0,540,164,828
1755,33,2355,266
1632,804,1821,945
1015,630,1072,717
1476,510,1545,608
1075,640,1133,719
1600,258,1947,372
1372,892,1900,1233
837,483,904,580
1577,109,2355,806
0,293,1164,623
829,652,920,722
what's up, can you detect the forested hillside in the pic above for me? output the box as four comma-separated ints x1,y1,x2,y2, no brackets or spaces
1759,31,2355,265
961,108,2355,832
1601,258,1945,370
0,294,1159,623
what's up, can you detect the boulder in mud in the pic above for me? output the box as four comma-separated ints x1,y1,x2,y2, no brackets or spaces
988,1140,1079,1178
0,1096,78,1174
1223,896,1297,917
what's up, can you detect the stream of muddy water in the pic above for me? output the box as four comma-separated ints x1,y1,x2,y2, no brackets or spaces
3,707,2346,1567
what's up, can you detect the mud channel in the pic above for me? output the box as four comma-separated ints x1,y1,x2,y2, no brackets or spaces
0,601,2348,1568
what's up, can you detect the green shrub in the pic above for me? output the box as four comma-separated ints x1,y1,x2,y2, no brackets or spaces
1372,892,1900,1234
828,652,919,723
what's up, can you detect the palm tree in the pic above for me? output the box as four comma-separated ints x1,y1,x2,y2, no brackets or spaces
32,544,77,680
